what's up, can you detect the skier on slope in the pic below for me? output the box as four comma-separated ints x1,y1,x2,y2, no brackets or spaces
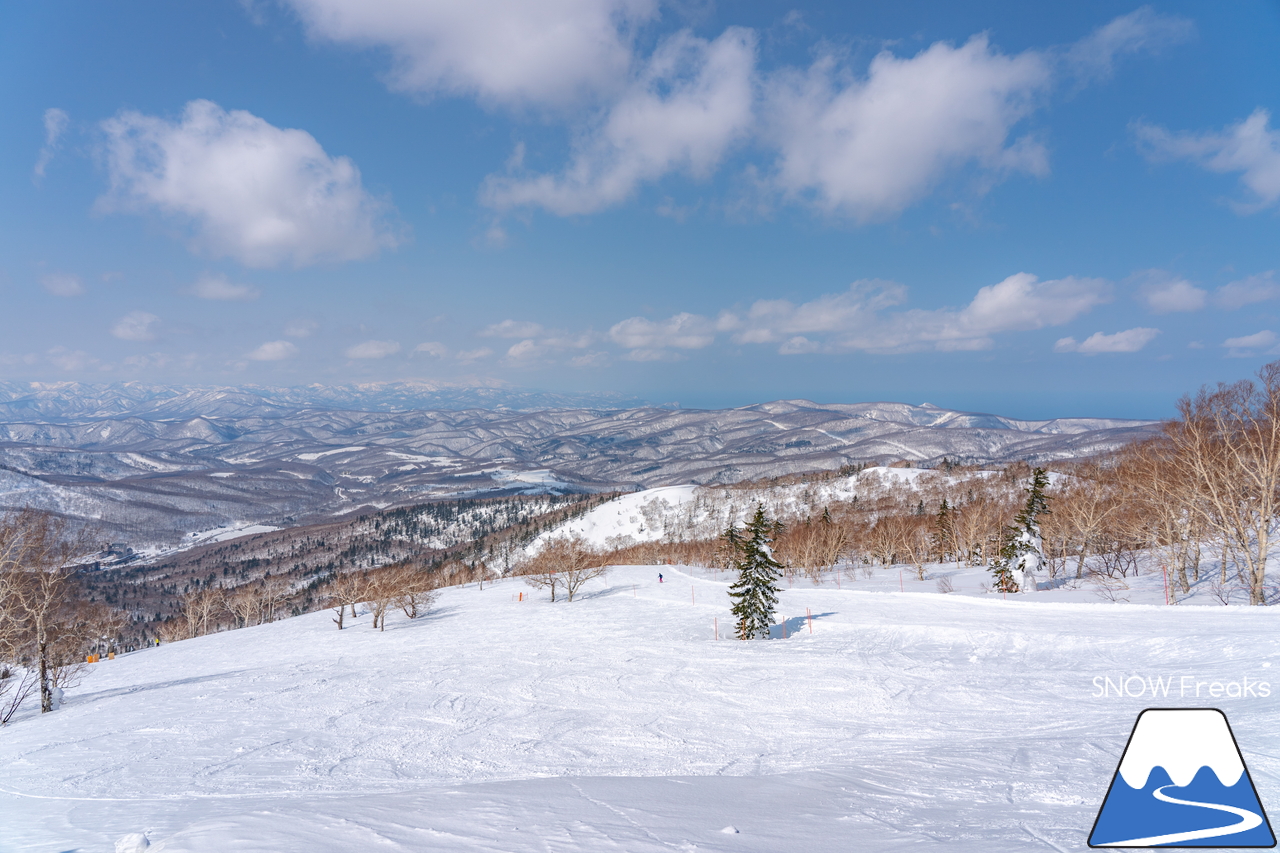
658,573,663,583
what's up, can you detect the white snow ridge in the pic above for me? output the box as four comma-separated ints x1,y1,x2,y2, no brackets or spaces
1118,709,1246,789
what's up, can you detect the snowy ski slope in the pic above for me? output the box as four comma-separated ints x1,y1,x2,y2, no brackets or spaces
2,563,1278,851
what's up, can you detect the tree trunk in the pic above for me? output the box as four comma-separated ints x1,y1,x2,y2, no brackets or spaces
38,639,51,713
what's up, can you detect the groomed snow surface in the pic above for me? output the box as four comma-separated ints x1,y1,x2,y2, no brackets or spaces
3,563,1279,852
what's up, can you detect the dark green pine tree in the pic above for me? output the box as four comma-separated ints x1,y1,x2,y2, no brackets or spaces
729,504,785,640
933,498,954,563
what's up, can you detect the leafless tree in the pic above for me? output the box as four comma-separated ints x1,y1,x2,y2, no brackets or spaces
324,571,367,630
180,586,225,639
0,510,89,713
390,565,438,619
1165,361,1280,605
520,535,608,602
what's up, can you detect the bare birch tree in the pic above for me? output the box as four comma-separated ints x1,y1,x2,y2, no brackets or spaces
1166,361,1280,605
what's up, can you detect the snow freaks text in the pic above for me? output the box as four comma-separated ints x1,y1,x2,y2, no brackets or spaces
1091,675,1272,700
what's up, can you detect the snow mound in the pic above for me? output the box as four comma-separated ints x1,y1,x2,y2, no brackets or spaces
115,833,149,853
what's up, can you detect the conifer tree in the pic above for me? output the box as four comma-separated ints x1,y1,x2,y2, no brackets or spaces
933,498,954,563
990,468,1051,593
729,504,784,640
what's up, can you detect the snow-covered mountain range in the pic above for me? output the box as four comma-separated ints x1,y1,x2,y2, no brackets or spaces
0,381,1159,547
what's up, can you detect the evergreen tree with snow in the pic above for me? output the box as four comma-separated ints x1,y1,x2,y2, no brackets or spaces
990,468,1051,594
729,504,785,640
933,498,954,563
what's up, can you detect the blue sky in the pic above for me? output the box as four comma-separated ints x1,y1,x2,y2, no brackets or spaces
2,1,1278,418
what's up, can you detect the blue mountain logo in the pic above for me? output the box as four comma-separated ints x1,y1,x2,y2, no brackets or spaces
1089,708,1276,847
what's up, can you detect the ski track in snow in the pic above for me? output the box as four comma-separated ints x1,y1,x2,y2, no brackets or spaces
1,564,1278,851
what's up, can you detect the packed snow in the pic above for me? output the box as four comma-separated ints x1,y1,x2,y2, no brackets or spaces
2,561,1278,852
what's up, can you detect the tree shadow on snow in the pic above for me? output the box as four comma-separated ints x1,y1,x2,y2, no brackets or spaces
70,670,252,705
768,612,836,639
375,604,459,632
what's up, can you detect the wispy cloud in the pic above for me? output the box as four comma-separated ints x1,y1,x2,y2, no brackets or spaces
1134,108,1280,213
1054,328,1159,354
602,272,1110,360
110,311,160,342
344,340,401,359
41,272,85,298
1131,269,1206,313
1223,330,1280,357
33,107,69,182
190,272,260,301
1215,271,1280,310
246,340,298,361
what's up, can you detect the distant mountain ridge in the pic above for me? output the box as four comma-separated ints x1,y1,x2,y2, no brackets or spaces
0,382,1160,550
0,380,649,421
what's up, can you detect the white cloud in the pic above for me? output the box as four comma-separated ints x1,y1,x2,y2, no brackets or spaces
609,312,717,351
98,100,400,267
412,341,448,357
505,339,547,362
247,340,298,361
763,34,1050,220
454,347,493,363
482,319,545,338
1064,6,1194,84
722,280,908,345
485,28,757,214
1054,327,1159,354
190,272,260,301
284,319,319,338
282,0,657,109
606,273,1109,356
623,348,686,362
1215,271,1280,310
34,107,70,181
1134,108,1280,213
345,340,401,359
47,346,105,372
1223,330,1280,355
1131,270,1206,313
110,311,160,342
41,272,84,297
569,350,610,368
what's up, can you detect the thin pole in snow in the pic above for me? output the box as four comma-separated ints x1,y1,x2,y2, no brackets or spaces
899,570,903,593
807,606,812,634
714,616,718,640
